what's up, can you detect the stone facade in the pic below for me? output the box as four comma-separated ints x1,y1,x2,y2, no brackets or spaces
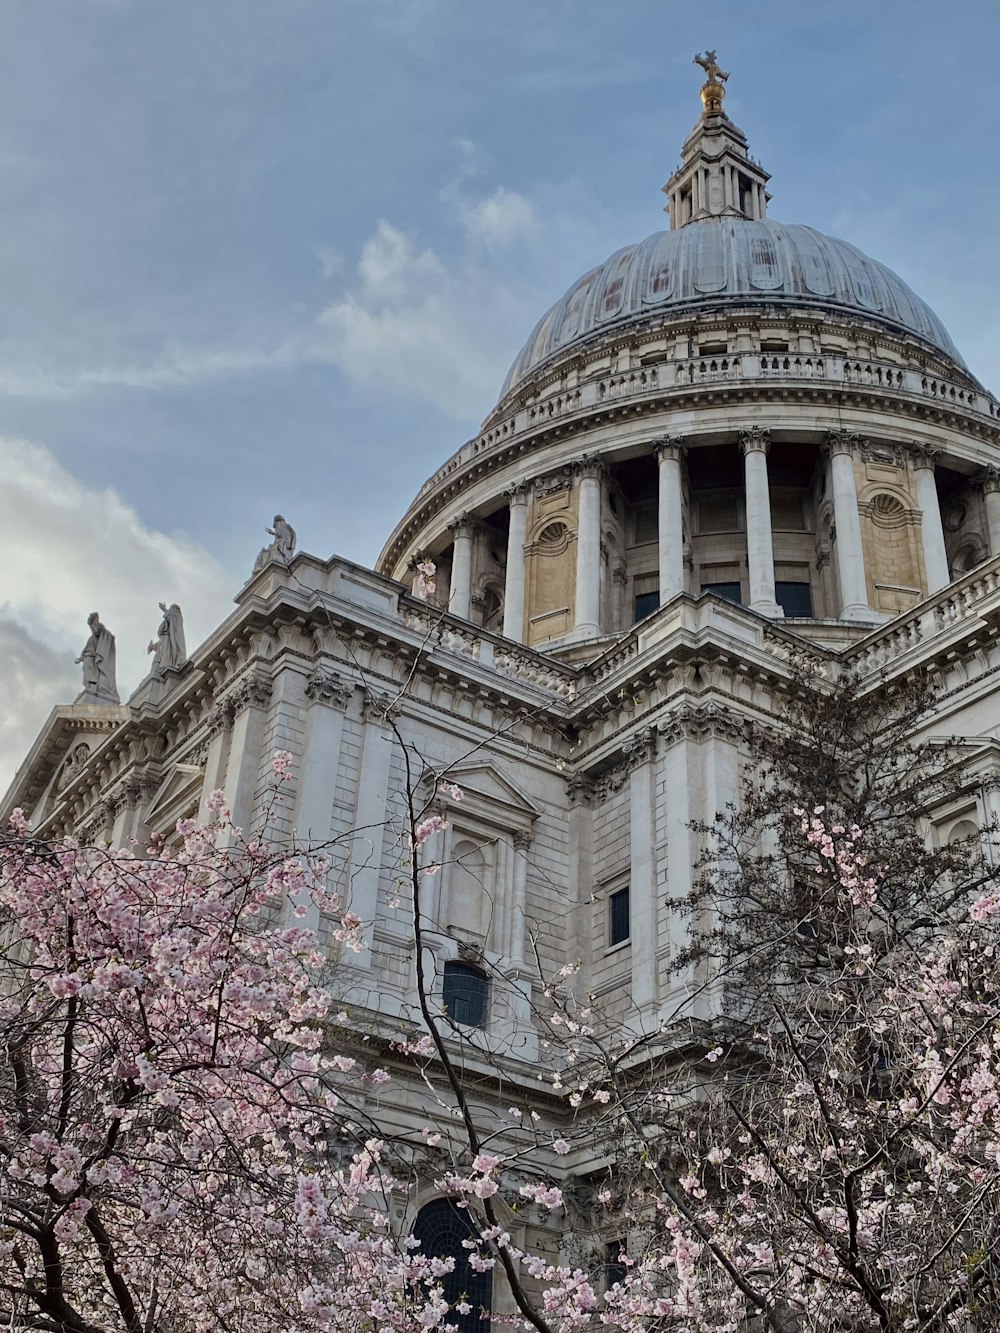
5,68,1000,1321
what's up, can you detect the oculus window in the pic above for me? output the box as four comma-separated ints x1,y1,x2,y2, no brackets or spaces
442,961,489,1028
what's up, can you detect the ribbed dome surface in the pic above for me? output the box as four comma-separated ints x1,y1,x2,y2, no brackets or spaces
499,219,965,397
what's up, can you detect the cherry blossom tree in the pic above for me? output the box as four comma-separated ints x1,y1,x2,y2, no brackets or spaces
5,634,1000,1333
0,768,461,1333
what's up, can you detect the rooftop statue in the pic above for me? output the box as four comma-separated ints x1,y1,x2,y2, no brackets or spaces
147,601,187,677
75,612,120,705
253,514,297,573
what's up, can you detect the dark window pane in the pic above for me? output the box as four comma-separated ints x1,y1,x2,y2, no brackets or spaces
443,962,488,1028
609,887,630,946
413,1199,493,1331
633,590,660,622
701,581,742,605
775,580,813,617
605,1239,627,1291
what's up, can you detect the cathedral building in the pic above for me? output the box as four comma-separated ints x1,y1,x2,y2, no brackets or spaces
4,57,1000,1317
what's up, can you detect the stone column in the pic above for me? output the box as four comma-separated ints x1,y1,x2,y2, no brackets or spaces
977,467,1000,558
349,696,394,964
502,484,530,642
654,436,686,603
825,431,875,620
739,426,782,618
627,730,658,1015
574,457,604,636
448,516,475,619
911,446,950,592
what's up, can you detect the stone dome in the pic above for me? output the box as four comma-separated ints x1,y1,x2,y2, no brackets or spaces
499,218,966,399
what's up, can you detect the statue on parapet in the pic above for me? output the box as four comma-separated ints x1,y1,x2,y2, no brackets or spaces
253,514,297,573
147,601,187,677
75,612,120,704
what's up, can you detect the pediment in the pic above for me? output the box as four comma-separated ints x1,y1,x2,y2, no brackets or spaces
0,703,130,829
144,763,204,835
424,758,542,825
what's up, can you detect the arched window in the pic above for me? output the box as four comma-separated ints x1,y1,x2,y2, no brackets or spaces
442,961,489,1028
412,1199,493,1331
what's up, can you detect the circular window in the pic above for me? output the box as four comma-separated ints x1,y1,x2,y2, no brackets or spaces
944,502,967,533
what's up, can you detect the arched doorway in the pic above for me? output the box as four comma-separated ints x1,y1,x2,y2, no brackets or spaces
412,1198,493,1330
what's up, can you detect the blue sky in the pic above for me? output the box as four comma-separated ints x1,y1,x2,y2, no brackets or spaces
1,0,999,792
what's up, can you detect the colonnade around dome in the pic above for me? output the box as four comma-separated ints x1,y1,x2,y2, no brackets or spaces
388,426,1000,656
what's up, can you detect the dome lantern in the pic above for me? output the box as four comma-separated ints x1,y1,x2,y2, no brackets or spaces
663,52,771,227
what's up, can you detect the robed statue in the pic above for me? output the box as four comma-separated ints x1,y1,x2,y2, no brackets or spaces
75,612,120,704
253,514,297,573
147,602,187,677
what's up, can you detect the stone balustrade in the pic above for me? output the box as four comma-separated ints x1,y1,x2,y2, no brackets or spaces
845,559,1000,678
413,354,998,505
401,606,577,700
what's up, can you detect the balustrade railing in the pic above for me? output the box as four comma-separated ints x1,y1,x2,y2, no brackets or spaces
416,353,997,501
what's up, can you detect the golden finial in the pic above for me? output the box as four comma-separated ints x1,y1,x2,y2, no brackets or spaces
693,49,729,115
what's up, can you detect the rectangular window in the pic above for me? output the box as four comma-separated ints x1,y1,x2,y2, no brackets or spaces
775,580,813,617
609,887,630,947
633,590,660,622
698,340,728,356
701,581,742,605
604,1240,627,1292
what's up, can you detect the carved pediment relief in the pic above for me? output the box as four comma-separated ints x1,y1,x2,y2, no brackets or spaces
0,704,129,830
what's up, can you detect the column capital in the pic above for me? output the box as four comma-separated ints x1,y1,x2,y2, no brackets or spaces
573,453,607,482
975,466,1000,496
221,670,273,718
910,443,941,472
512,829,532,851
823,428,862,459
651,434,687,463
738,425,771,456
505,480,531,506
305,667,352,711
624,728,658,772
447,512,478,540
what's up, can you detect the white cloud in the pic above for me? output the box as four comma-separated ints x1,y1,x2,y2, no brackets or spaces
315,216,540,421
316,245,345,280
0,342,301,399
0,436,236,798
459,187,538,247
